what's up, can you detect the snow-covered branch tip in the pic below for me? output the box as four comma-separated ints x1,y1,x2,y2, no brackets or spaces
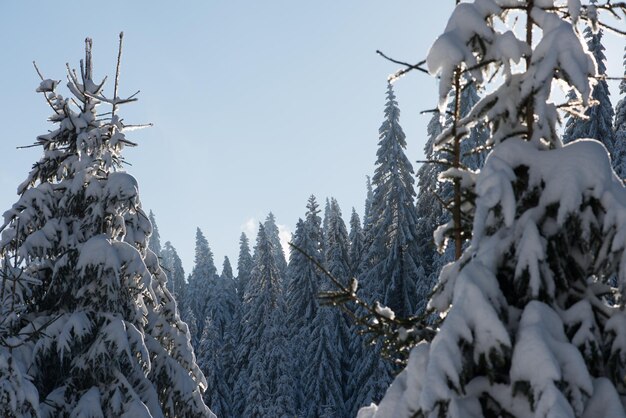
375,50,428,82
288,241,436,363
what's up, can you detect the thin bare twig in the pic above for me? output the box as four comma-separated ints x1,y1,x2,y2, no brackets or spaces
376,50,428,81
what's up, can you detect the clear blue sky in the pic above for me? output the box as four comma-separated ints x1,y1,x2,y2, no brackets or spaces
0,2,623,274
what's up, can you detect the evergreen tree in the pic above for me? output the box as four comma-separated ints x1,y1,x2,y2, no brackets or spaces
221,256,234,280
323,197,332,241
614,46,626,178
285,196,326,413
363,175,374,237
0,39,212,417
350,82,427,415
161,241,186,310
348,208,365,276
363,2,626,417
148,210,162,258
197,256,238,418
363,82,425,318
264,212,288,276
324,198,351,284
236,232,254,300
321,197,352,415
184,228,217,346
197,318,230,418
563,4,615,155
301,304,345,418
234,224,294,417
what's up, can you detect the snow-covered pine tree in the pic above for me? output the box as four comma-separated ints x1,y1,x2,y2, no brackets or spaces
221,256,233,281
349,82,428,416
615,45,626,178
0,38,212,417
363,175,374,237
236,232,254,300
321,197,353,414
184,228,217,346
348,208,365,276
323,197,332,243
362,82,425,319
148,210,162,258
264,212,288,276
301,297,345,418
234,224,294,417
161,241,186,311
324,198,351,285
284,196,326,414
198,257,238,418
563,0,615,158
362,1,626,417
197,317,230,418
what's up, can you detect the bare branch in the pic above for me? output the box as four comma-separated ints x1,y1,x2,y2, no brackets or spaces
376,50,428,82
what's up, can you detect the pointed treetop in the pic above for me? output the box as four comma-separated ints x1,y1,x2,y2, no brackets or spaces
222,256,233,280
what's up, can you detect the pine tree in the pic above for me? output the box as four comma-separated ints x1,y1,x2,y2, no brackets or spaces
324,198,351,284
348,208,365,276
563,4,615,155
363,176,374,237
264,212,288,276
234,224,294,417
284,196,325,413
301,304,345,418
236,232,254,300
350,82,428,415
184,228,217,346
198,257,238,418
0,38,212,417
363,2,626,417
148,210,163,258
363,82,425,318
615,46,626,178
161,241,186,311
321,197,352,415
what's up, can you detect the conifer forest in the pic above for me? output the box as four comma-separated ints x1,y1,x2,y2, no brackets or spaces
4,1,626,417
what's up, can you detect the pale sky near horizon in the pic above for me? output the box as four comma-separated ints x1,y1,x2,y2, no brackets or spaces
0,2,624,274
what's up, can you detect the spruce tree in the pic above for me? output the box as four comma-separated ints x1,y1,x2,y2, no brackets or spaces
0,39,212,417
324,198,351,285
301,303,345,418
563,3,615,155
350,82,427,415
235,232,254,301
161,241,186,311
363,176,374,237
348,208,365,276
264,212,288,276
234,224,294,417
363,82,425,318
284,196,326,413
184,228,217,346
363,2,626,417
148,210,162,258
197,256,238,418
